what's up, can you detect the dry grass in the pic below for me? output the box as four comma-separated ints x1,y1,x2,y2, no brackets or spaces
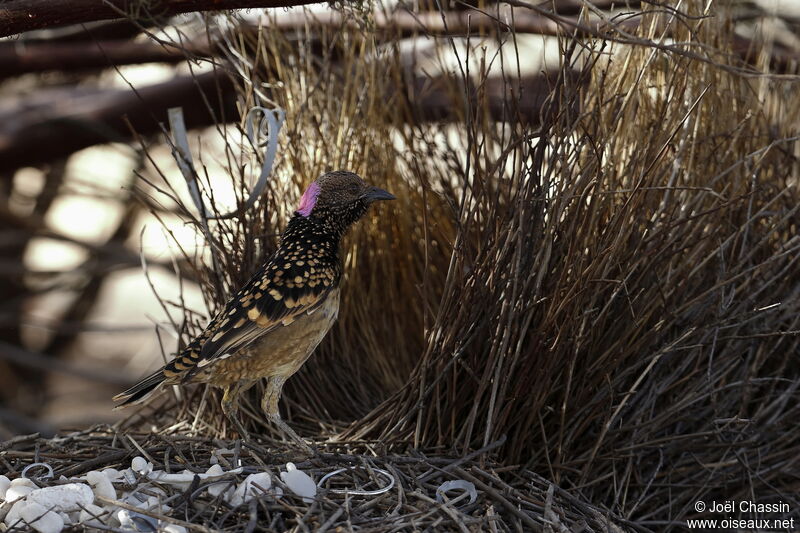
122,1,800,528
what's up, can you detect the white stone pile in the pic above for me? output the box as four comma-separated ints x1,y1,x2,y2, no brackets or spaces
0,457,317,532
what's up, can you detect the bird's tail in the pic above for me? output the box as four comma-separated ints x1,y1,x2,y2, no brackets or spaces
113,369,165,409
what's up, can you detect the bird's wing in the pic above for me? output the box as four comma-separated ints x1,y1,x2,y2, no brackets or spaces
163,251,339,382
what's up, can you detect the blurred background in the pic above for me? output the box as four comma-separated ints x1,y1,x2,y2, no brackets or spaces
0,0,797,434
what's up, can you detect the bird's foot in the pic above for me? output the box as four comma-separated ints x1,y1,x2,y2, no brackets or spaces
223,412,251,442
268,414,315,455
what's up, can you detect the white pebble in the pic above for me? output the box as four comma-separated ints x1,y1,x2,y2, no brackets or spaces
0,474,10,500
26,483,94,514
207,480,232,498
4,499,26,527
18,501,64,533
227,472,272,506
10,477,37,489
78,503,106,527
162,524,187,533
102,468,122,482
131,456,153,475
202,464,229,497
5,483,35,503
281,463,316,503
205,464,224,477
5,477,36,504
130,456,146,471
86,471,116,501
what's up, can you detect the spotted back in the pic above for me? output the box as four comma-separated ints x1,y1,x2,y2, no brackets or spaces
162,214,341,382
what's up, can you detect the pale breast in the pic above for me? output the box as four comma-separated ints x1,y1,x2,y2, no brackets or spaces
201,289,340,386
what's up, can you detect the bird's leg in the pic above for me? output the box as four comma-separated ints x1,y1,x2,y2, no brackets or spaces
261,376,313,453
221,382,251,441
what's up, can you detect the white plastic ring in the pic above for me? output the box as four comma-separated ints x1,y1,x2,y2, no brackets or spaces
317,466,395,496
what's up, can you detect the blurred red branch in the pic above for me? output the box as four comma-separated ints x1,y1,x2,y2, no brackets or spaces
0,38,212,78
0,0,324,38
0,69,238,173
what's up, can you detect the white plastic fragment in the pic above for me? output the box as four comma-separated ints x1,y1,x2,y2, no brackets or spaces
143,495,171,514
147,471,194,489
226,472,273,506
147,465,241,489
117,508,158,531
162,524,188,533
116,508,134,529
145,486,167,499
0,474,10,500
121,468,137,485
436,479,478,505
280,463,316,503
131,456,153,475
18,501,64,533
86,471,117,501
122,489,148,507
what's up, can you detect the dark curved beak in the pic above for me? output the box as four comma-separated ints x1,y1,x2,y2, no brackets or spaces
363,186,396,202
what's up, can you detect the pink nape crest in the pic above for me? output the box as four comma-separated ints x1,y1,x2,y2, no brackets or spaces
297,181,321,216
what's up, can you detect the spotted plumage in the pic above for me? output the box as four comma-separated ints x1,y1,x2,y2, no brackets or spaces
114,171,394,446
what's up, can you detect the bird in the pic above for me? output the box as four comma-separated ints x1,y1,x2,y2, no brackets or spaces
114,171,394,448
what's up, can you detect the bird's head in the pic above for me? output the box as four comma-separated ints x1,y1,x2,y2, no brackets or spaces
295,170,394,228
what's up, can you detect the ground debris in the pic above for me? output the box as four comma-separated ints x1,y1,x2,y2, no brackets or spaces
0,425,634,532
